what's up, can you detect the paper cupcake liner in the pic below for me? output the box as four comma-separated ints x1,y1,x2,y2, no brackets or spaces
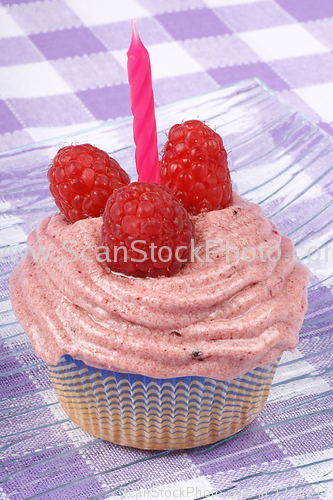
48,355,279,450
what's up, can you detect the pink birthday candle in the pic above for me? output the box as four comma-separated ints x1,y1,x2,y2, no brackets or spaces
127,20,160,184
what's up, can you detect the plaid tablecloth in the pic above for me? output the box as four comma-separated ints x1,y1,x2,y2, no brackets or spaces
2,0,333,152
1,1,333,500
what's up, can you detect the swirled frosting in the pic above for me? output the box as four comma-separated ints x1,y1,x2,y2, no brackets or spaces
10,194,310,380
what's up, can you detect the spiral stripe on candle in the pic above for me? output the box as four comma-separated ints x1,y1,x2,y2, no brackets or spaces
129,57,160,183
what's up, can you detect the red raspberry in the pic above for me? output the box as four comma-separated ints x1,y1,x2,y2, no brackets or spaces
47,144,130,223
101,182,195,278
160,119,232,215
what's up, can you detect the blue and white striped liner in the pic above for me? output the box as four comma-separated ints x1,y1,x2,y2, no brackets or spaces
48,355,279,450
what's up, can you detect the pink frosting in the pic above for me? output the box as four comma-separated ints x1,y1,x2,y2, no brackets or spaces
10,194,310,380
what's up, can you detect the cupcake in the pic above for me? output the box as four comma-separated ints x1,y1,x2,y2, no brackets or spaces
9,123,310,450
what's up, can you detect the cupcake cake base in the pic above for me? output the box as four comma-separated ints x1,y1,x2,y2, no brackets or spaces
48,355,279,450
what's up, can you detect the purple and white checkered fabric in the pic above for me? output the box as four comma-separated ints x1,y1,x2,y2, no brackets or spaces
1,0,333,152
1,2,333,499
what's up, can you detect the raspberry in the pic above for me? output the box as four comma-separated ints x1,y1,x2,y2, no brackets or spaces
160,119,232,215
101,182,195,278
47,144,130,223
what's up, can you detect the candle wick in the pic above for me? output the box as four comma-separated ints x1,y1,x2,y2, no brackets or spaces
127,19,149,59
131,19,139,42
